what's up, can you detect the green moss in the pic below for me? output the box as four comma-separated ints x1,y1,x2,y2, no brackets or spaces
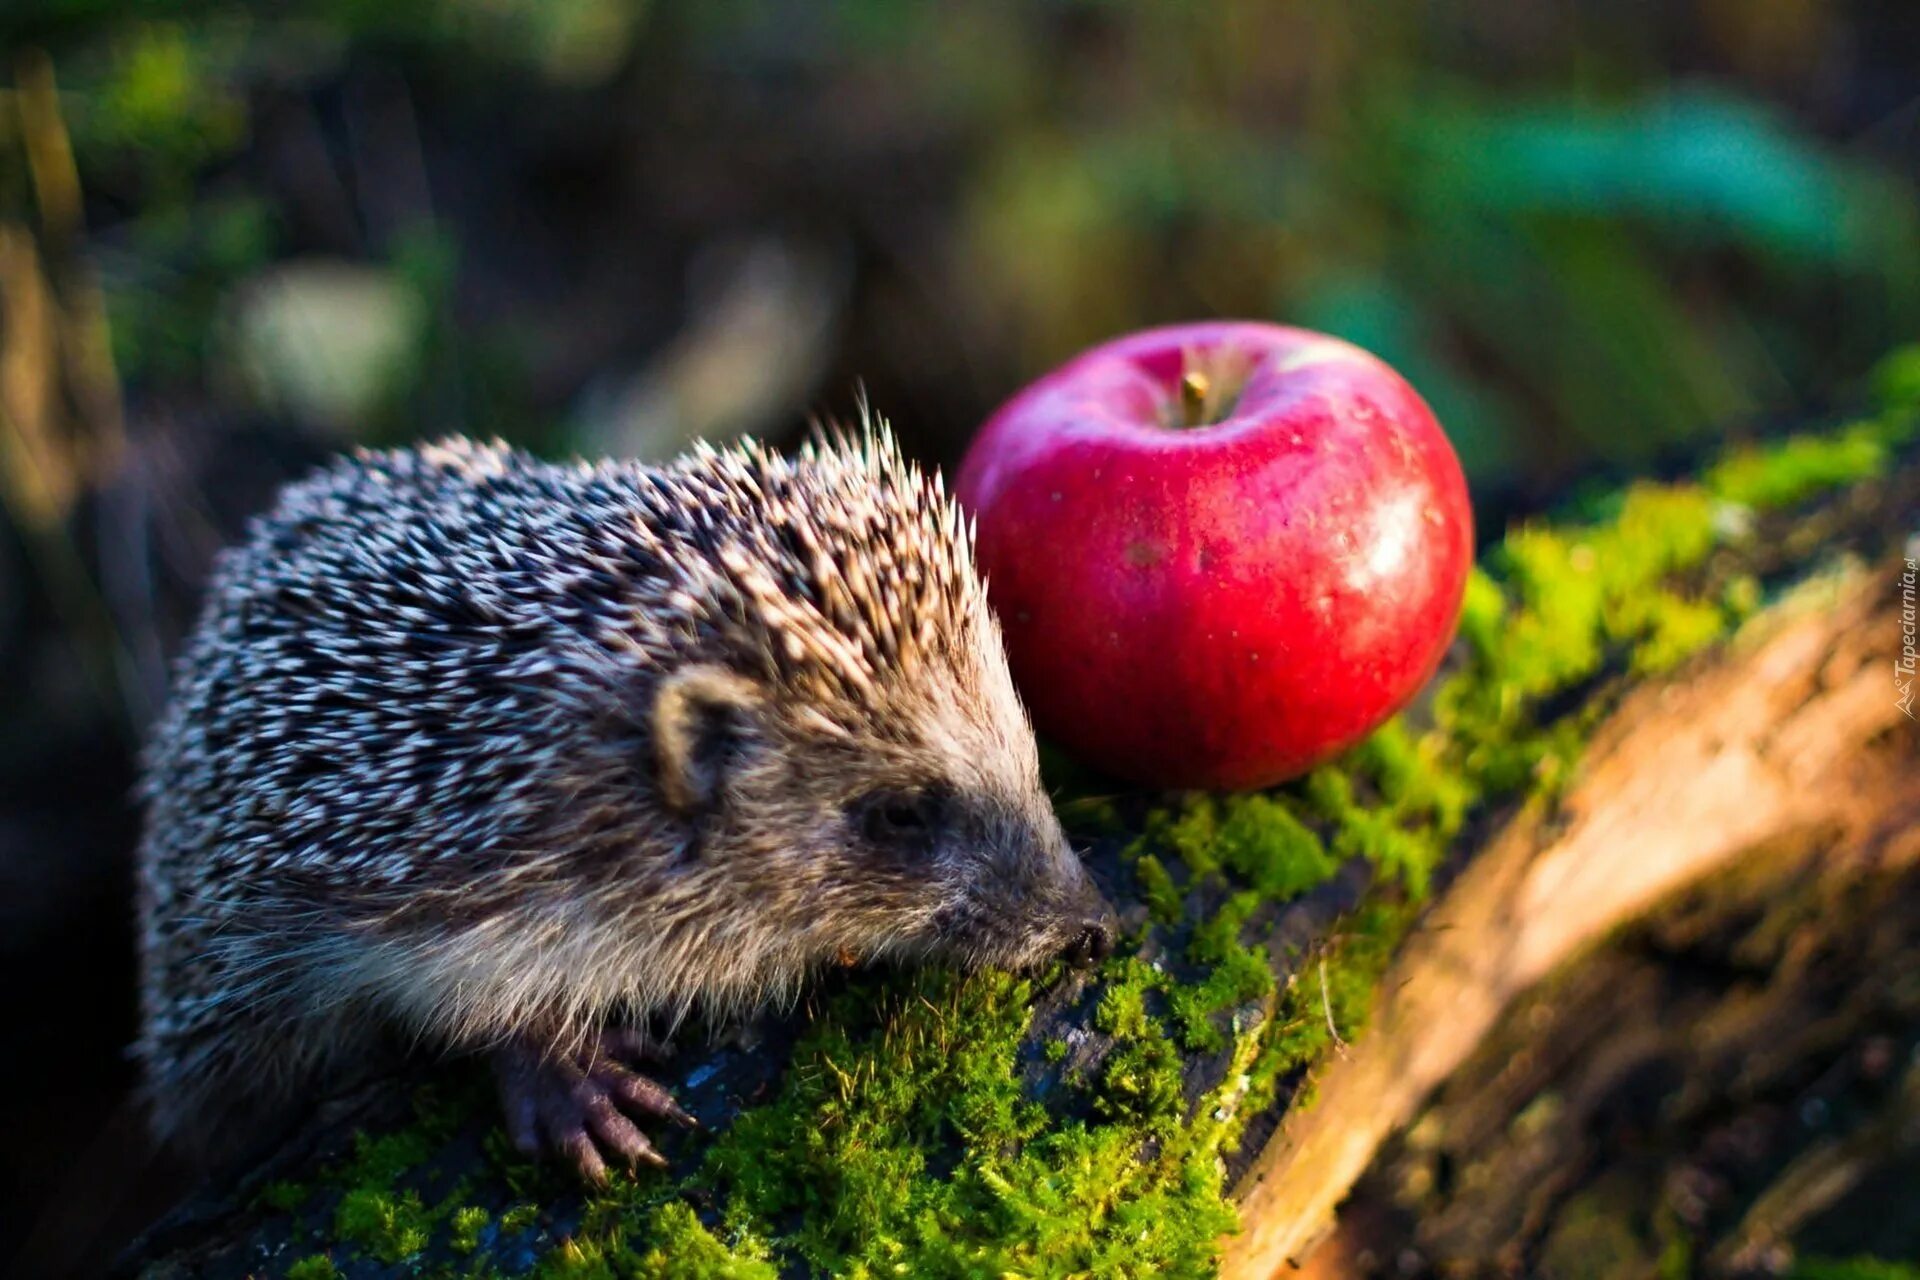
1135,791,1342,902
1493,522,1609,694
1301,767,1355,821
1168,944,1274,1053
1454,567,1508,664
1251,902,1410,1102
449,1204,491,1254
334,1186,431,1264
1707,417,1915,509
1330,805,1434,897
680,966,1233,1275
1616,587,1727,675
611,955,1239,1275
1156,796,1224,877
342,1126,437,1189
1095,957,1161,1040
631,1202,777,1279
1213,795,1338,898
1133,852,1184,923
1097,1022,1188,1127
1349,720,1427,811
274,1082,483,1266
1461,480,1725,719
533,1236,618,1278
1614,485,1721,577
1294,767,1443,897
1189,892,1260,967
274,1127,484,1270
500,1202,541,1233
283,1255,340,1280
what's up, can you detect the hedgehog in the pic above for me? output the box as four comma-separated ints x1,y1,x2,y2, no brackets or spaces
134,423,1116,1180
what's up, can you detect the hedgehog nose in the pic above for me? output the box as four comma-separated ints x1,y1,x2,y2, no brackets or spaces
1062,919,1116,970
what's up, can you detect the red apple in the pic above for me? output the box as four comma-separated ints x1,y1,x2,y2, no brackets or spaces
956,321,1472,790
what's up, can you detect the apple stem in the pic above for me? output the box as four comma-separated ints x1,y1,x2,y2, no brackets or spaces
1179,370,1211,428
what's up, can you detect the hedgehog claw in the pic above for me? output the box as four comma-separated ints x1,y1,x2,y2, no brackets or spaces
491,1029,687,1180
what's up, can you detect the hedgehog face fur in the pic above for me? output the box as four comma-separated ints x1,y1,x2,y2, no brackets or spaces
644,617,1109,984
135,419,1113,1166
609,426,1115,1001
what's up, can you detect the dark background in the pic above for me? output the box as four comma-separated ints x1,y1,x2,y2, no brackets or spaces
1,0,1917,1270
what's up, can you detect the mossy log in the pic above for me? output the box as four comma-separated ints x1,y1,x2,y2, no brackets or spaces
127,366,1920,1280
1288,748,1920,1279
1226,554,1918,1278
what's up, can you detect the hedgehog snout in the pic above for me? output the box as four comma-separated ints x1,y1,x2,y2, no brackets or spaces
1033,841,1119,970
1059,859,1119,966
1059,914,1118,970
931,845,1117,973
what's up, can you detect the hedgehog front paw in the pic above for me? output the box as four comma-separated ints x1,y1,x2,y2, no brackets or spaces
490,1029,698,1183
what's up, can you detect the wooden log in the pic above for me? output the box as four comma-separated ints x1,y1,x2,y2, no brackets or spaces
1285,705,1920,1276
1224,560,1919,1276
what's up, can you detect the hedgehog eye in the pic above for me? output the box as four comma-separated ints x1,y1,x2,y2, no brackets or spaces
857,790,946,847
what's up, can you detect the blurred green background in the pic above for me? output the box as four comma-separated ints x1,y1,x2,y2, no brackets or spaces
11,2,1920,506
0,0,1916,1270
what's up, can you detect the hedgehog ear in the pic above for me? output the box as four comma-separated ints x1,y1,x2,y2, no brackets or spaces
652,665,765,815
